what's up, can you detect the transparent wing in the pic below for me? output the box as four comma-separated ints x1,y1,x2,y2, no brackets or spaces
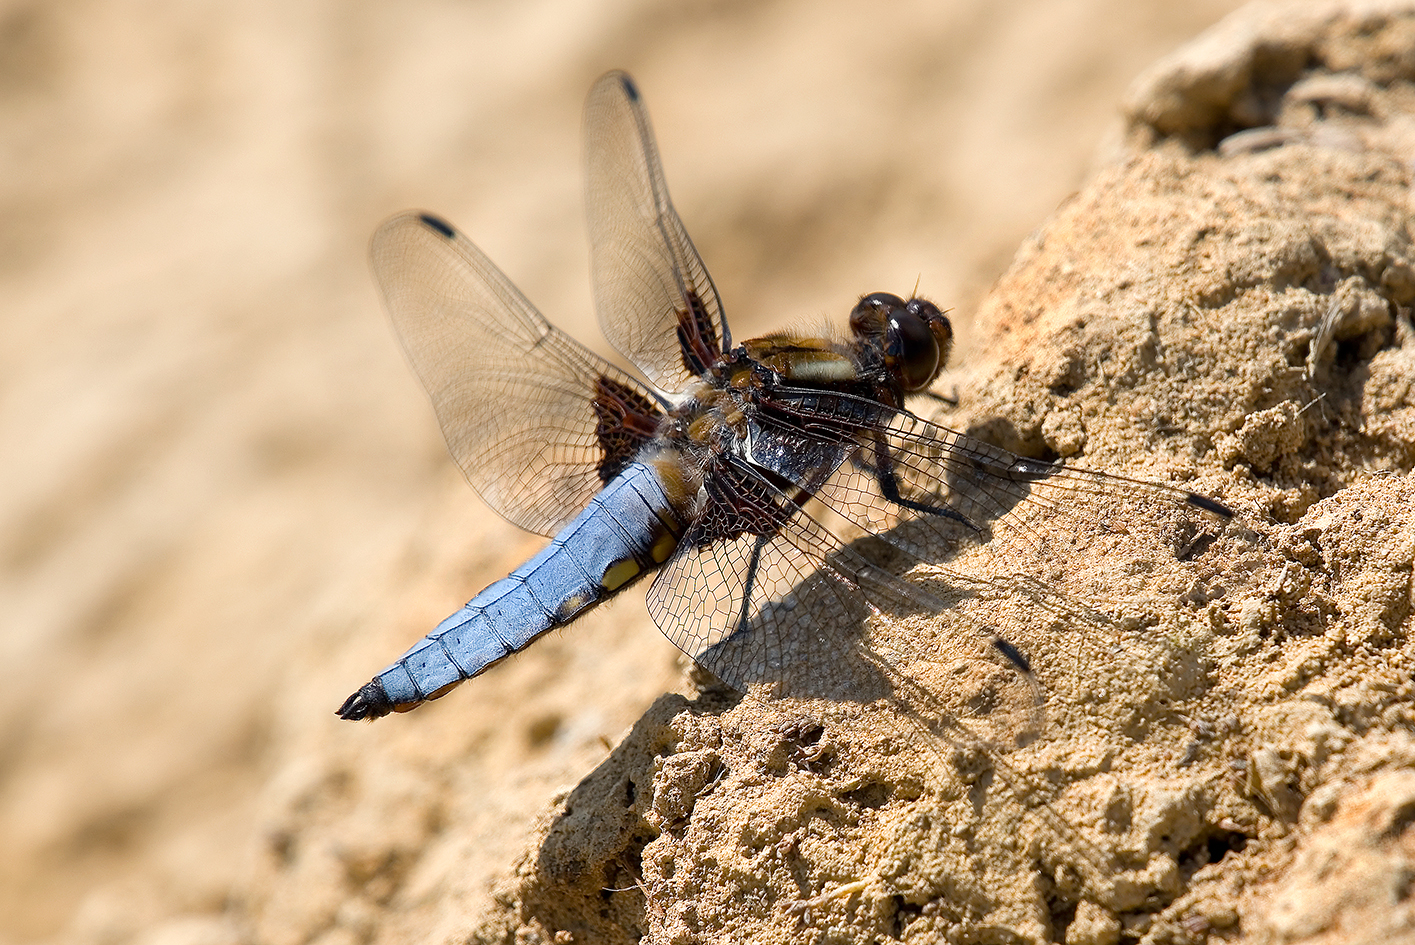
584,71,730,392
751,387,1233,599
371,211,665,538
647,454,1040,740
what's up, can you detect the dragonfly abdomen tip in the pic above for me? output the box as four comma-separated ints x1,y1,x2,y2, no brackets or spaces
337,679,393,721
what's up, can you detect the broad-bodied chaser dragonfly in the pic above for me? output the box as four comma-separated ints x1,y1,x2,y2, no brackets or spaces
338,71,1232,722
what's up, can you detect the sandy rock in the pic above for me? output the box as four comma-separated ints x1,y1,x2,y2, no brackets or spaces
1251,770,1415,944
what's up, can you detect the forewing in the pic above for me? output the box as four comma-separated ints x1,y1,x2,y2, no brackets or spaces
756,388,1232,598
584,71,729,391
371,211,665,538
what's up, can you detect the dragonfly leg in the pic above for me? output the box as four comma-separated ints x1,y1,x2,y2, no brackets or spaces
733,533,770,637
870,434,978,531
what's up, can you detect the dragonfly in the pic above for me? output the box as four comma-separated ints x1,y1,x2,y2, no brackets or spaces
338,71,1233,724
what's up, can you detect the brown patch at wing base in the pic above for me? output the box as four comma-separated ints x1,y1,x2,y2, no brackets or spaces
676,290,721,376
593,375,664,484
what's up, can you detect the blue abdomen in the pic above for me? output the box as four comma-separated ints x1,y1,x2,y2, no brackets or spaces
338,461,682,719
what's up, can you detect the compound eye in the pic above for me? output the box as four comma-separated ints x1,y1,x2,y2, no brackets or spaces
849,292,908,335
886,310,941,391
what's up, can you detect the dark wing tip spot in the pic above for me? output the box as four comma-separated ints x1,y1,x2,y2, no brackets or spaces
336,680,393,721
418,213,457,240
991,637,1033,674
619,73,640,101
1185,492,1235,519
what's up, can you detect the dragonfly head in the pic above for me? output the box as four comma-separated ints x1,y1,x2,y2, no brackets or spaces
849,292,954,394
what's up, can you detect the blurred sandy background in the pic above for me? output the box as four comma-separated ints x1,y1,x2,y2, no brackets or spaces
0,2,1251,942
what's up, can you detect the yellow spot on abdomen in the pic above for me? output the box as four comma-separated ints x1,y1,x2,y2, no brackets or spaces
651,530,678,564
602,557,642,591
557,593,590,621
